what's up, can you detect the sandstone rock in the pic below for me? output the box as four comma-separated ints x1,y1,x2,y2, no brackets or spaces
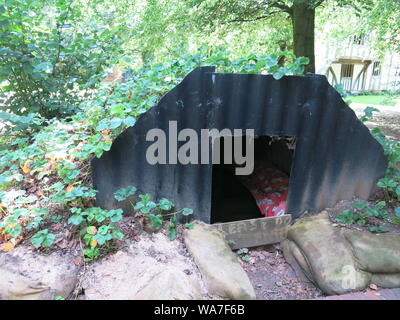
371,274,400,288
343,229,400,273
135,267,202,300
0,246,79,300
282,212,400,295
83,233,206,300
184,222,256,300
282,212,370,295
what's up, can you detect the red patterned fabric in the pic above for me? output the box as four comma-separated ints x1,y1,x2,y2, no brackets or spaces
238,161,288,217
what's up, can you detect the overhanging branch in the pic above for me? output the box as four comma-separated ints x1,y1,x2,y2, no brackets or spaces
228,10,288,23
269,1,291,12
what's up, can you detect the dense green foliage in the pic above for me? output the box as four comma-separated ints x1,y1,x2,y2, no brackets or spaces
335,107,400,230
0,0,129,123
0,0,399,258
0,48,309,258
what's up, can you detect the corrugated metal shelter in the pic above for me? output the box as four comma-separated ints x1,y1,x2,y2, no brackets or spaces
91,66,387,223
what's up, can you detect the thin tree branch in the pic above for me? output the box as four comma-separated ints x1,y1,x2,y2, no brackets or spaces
312,0,326,9
228,10,288,23
268,1,291,12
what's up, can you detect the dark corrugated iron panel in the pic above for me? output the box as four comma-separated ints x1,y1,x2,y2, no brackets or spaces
91,67,387,222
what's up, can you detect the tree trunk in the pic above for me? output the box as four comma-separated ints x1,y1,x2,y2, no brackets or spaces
291,1,315,73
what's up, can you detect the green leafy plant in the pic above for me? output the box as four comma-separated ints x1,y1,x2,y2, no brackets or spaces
31,229,56,248
359,107,400,203
113,186,194,240
67,207,124,261
336,201,389,228
236,248,250,262
368,226,389,233
0,49,307,258
83,247,100,262
134,194,157,214
0,0,127,121
336,209,358,225
114,186,137,202
335,107,400,232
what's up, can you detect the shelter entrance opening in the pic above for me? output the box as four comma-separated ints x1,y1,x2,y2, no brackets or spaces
210,136,296,224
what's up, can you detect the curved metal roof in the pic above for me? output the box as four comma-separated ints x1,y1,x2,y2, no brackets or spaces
92,66,387,222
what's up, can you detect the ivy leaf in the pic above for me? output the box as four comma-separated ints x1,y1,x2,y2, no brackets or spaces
124,116,136,127
265,55,278,67
184,222,195,229
350,202,367,210
43,233,56,247
168,223,177,241
182,208,193,216
114,185,137,201
158,198,173,210
15,195,37,205
12,208,30,217
68,214,84,225
363,106,380,119
147,213,163,229
369,226,389,233
31,232,44,247
109,118,123,129
112,229,124,240
86,226,97,235
8,224,22,238
96,119,109,131
109,209,123,222
31,229,55,247
26,216,43,229
139,201,156,214
296,56,310,65
272,67,287,80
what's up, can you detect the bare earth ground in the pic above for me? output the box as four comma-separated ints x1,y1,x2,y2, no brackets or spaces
239,244,323,300
365,114,400,141
351,102,400,140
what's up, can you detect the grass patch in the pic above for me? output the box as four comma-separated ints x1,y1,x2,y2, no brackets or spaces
350,95,400,106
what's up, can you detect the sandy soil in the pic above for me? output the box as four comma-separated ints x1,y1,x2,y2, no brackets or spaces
238,244,323,300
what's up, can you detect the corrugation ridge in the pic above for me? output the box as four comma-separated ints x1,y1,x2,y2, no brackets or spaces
281,79,304,136
300,80,328,211
321,86,352,206
303,77,333,211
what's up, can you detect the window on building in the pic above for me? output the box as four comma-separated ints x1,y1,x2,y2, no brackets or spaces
341,64,354,78
372,61,381,76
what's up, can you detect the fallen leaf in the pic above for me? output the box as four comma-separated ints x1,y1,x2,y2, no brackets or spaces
51,223,63,231
68,240,77,248
73,257,83,266
1,242,15,252
369,283,378,290
56,239,68,249
66,185,75,193
21,160,32,173
86,226,97,235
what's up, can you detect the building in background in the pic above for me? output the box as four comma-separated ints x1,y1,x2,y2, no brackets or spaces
316,34,400,92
